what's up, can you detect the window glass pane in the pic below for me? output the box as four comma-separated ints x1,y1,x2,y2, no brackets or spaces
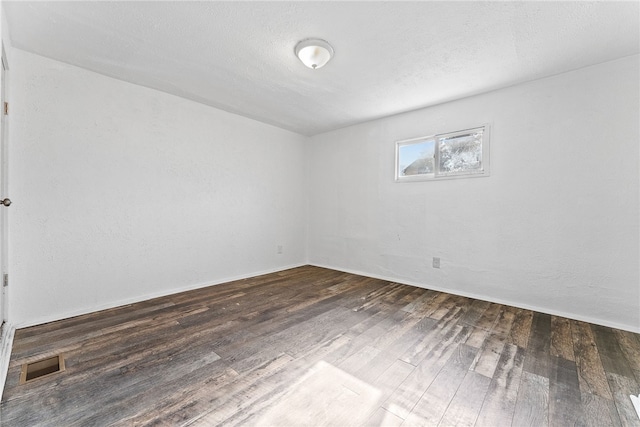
438,130,483,174
398,139,435,177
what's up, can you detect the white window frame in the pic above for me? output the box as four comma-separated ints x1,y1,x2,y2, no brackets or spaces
395,124,490,182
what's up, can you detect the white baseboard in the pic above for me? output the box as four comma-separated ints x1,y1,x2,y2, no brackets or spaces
12,261,639,336
309,263,640,334
15,263,307,329
0,322,16,402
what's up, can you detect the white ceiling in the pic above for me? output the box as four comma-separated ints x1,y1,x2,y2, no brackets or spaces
3,1,639,136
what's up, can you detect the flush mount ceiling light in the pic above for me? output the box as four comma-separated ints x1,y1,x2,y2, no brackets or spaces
295,39,334,69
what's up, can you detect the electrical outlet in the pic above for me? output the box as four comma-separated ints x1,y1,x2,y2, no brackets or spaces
277,245,283,254
432,257,440,268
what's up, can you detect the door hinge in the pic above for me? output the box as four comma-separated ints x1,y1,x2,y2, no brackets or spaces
3,102,7,115
3,274,8,287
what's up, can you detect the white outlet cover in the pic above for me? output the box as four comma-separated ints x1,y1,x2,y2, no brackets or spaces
630,394,640,420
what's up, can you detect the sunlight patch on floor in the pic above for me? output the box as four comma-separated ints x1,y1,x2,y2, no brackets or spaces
256,360,382,426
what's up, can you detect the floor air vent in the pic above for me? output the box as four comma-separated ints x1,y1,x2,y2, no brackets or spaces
20,354,65,384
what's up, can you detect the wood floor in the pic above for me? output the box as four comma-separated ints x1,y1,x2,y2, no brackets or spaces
1,266,639,426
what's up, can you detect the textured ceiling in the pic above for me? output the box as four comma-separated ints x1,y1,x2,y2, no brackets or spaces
3,1,639,136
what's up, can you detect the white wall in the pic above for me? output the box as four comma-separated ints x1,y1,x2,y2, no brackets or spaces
5,47,640,333
8,48,308,327
308,55,640,332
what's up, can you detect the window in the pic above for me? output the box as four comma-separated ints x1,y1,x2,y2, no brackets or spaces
395,125,490,182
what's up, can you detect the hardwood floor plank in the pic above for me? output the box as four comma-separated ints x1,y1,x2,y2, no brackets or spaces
360,359,416,426
229,359,381,427
274,305,367,357
571,320,614,399
10,301,178,360
401,344,478,426
464,302,503,348
121,367,240,426
381,283,424,307
3,321,192,402
365,407,405,427
466,327,490,349
417,292,453,318
400,289,438,314
548,356,581,426
215,328,379,426
323,308,419,372
4,338,226,426
490,304,517,338
512,371,549,427
361,309,421,348
184,353,298,427
1,266,639,427
438,371,491,426
527,313,551,353
12,300,176,341
429,294,470,321
475,343,525,426
381,324,472,420
523,312,552,378
352,312,433,383
578,392,623,427
319,327,384,368
606,372,640,427
592,325,636,379
72,354,227,427
469,331,506,379
614,329,640,384
374,359,415,398
349,281,409,313
216,304,355,371
550,316,575,361
458,299,491,326
400,302,467,366
339,344,382,375
386,316,439,359
295,333,353,368
507,308,534,348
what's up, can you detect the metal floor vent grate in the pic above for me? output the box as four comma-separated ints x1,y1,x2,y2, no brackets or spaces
20,354,65,384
